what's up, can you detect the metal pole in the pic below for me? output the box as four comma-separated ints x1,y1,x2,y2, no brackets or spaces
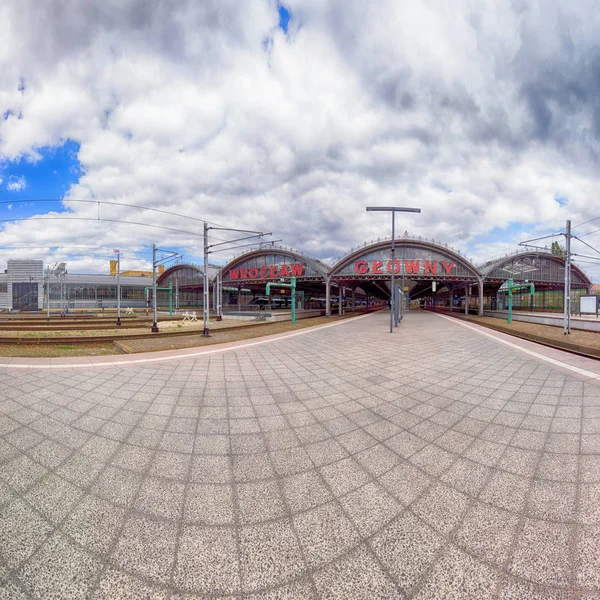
478,278,484,316
152,243,158,332
564,219,571,334
212,274,217,317
291,277,296,324
338,285,343,315
46,267,50,320
169,283,173,316
325,277,331,316
116,251,121,326
465,285,469,316
175,277,179,310
390,213,395,333
218,269,223,320
507,278,513,324
203,221,210,336
399,248,404,325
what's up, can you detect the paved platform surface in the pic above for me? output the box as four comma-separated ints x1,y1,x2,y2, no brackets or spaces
1,310,600,599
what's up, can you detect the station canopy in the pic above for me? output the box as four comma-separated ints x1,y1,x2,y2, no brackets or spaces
221,249,329,285
157,238,592,302
479,249,590,289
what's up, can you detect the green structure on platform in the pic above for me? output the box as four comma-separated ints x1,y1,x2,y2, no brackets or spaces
266,278,297,324
506,279,535,324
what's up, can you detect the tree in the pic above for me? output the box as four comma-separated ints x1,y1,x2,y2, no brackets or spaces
551,241,565,257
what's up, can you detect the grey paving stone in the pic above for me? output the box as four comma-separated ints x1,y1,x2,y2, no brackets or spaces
150,450,192,480
575,524,600,590
480,470,531,513
55,452,105,487
319,457,371,497
313,545,401,599
237,480,286,524
578,484,600,525
454,501,519,565
440,457,491,496
379,462,433,506
411,483,469,535
4,311,600,598
92,568,168,599
239,520,307,592
174,525,240,594
91,465,142,508
340,481,402,537
412,545,501,600
497,577,571,599
510,518,573,586
370,511,443,593
0,455,48,493
24,474,84,524
232,453,274,482
135,476,185,520
17,532,102,600
0,499,53,568
62,493,127,556
242,579,317,599
282,470,332,513
293,501,361,568
190,454,231,483
112,514,178,585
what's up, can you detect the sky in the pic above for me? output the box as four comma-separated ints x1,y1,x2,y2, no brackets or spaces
1,0,600,281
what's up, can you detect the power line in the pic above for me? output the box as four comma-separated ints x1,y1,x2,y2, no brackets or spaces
0,198,263,239
0,216,205,238
572,215,600,230
572,236,600,257
0,198,208,224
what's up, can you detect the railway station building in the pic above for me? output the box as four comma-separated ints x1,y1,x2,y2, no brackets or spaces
0,236,593,315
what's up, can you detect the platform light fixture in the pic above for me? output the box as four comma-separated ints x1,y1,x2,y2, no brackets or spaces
366,206,421,333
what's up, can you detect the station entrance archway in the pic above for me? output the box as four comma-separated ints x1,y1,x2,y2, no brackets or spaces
327,235,483,316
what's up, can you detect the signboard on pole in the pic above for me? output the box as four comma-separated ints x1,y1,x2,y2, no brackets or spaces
580,295,599,317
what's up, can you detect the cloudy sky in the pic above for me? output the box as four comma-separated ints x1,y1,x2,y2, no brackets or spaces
1,0,600,280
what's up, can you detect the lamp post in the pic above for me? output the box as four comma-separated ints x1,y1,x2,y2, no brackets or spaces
366,206,421,333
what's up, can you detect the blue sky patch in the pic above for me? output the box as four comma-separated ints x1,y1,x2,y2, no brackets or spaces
0,139,81,220
555,195,568,207
278,4,290,33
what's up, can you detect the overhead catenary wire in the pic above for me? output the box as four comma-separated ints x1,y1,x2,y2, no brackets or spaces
572,236,600,257
0,198,261,241
0,216,205,238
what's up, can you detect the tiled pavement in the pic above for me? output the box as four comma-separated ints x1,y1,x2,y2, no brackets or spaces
1,310,600,599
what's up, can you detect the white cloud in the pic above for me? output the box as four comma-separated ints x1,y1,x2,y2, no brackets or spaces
0,0,600,280
6,175,26,191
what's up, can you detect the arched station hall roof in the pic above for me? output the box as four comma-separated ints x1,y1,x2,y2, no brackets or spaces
478,248,590,288
157,239,592,295
221,248,329,285
329,235,481,283
157,263,219,288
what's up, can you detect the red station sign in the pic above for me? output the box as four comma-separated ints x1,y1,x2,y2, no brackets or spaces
354,259,455,275
228,263,305,280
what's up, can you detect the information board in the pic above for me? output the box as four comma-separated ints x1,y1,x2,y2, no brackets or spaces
580,295,598,316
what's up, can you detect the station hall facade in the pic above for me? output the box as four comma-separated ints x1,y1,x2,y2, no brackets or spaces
0,236,592,315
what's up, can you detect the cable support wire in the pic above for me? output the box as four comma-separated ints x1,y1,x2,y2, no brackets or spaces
0,198,269,242
518,231,565,245
571,253,600,262
0,216,204,238
572,215,600,230
572,236,600,257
